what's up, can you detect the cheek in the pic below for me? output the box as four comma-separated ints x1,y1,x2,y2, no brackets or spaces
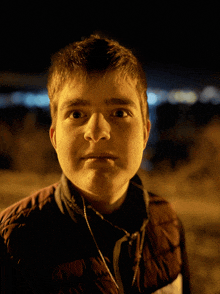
55,130,78,159
117,124,145,155
56,124,78,146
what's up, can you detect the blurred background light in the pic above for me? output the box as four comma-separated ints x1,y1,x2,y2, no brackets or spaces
1,86,220,109
11,91,26,105
156,90,168,104
10,91,49,108
147,92,158,105
24,92,49,107
168,90,179,104
147,89,168,106
174,90,198,104
168,90,198,104
200,86,220,104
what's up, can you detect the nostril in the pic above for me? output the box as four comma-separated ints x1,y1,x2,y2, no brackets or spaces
84,130,110,142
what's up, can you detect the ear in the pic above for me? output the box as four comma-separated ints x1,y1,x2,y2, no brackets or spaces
143,119,151,150
49,126,57,150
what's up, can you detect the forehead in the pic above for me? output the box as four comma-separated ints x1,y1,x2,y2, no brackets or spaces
57,71,140,108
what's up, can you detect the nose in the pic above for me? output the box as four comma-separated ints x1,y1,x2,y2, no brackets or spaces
84,113,111,142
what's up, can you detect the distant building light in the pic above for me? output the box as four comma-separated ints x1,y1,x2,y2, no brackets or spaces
24,92,49,107
156,90,168,103
200,86,220,104
11,91,25,105
175,91,198,104
147,89,168,105
147,92,158,105
168,91,177,104
168,90,198,104
11,91,49,107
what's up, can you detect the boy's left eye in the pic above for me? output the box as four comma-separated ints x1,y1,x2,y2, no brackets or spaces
112,110,128,118
70,111,86,119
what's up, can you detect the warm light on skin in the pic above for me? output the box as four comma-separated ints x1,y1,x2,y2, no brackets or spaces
50,72,150,213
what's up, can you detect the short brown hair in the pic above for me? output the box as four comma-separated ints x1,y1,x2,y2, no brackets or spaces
47,34,149,127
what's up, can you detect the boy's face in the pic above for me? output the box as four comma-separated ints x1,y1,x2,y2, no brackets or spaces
50,71,150,197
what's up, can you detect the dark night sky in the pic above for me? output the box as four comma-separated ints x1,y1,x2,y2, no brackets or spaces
1,2,219,89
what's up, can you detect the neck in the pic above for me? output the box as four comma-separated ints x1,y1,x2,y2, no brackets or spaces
78,183,129,214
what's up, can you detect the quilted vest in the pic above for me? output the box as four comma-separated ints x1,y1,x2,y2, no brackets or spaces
0,175,183,293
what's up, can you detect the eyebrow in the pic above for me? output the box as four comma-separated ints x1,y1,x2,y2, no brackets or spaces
60,97,137,111
60,99,90,111
104,98,137,109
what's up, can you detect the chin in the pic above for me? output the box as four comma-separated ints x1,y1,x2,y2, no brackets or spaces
66,166,137,194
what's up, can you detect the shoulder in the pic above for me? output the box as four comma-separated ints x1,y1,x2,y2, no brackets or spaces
0,182,60,236
136,169,180,225
148,192,179,223
145,191,182,256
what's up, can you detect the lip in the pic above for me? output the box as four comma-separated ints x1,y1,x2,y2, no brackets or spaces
81,153,118,160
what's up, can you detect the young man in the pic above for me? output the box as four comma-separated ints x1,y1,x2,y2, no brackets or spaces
0,35,190,293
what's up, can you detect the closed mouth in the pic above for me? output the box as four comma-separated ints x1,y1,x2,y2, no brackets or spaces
82,153,117,160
